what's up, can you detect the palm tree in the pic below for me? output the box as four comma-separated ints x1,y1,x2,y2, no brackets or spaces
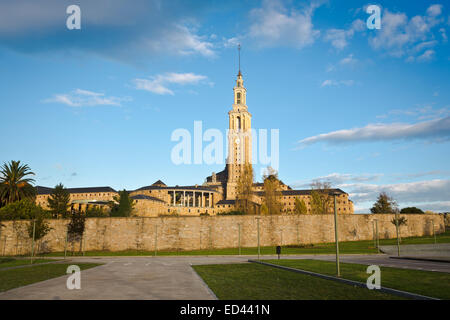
0,160,36,205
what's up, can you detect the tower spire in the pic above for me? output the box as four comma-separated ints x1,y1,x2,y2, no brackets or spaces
238,44,242,76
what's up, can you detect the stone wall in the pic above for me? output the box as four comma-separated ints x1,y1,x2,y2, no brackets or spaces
0,214,444,256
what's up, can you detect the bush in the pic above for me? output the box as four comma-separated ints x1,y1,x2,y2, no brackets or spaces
217,210,246,216
400,207,424,214
85,206,109,218
0,199,50,220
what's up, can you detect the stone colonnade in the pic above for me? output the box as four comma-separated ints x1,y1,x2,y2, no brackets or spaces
170,190,214,208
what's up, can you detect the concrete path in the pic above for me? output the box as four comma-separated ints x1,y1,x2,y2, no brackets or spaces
380,243,450,258
1,254,449,300
0,256,248,300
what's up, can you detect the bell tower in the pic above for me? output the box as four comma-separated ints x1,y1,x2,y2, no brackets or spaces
225,45,252,200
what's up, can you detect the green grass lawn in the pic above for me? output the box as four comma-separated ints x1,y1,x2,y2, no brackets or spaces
0,257,58,269
39,230,450,257
0,263,101,292
193,263,402,300
265,259,450,300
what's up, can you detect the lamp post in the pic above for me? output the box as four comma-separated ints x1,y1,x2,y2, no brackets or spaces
255,217,261,260
395,210,400,256
332,191,341,277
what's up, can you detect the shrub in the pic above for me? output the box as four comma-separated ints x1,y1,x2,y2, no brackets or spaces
0,199,50,220
85,206,109,218
217,210,246,216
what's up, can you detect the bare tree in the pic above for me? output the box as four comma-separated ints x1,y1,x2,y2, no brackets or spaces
262,167,283,215
236,164,255,214
310,181,333,215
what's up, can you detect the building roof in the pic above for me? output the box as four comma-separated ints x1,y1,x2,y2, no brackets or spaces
254,188,348,197
216,200,236,205
134,185,219,193
130,194,165,203
151,180,167,187
36,186,117,195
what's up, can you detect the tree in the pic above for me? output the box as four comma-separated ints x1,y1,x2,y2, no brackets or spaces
27,213,52,253
47,183,71,218
310,181,333,215
0,199,49,220
370,192,398,214
294,198,308,215
67,211,85,254
0,160,36,206
391,214,407,242
262,167,282,215
236,164,254,214
110,190,135,217
400,207,424,214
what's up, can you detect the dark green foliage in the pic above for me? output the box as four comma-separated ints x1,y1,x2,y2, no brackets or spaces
217,210,246,215
400,207,424,214
109,190,134,217
67,212,85,243
370,192,398,214
85,206,109,217
47,183,70,218
27,214,52,240
0,199,50,220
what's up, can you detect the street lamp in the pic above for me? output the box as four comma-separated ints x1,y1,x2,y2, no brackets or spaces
332,191,341,277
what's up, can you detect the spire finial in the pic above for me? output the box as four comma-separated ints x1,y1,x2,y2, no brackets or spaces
238,43,242,76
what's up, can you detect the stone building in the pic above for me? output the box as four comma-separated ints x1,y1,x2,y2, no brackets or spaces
35,63,354,216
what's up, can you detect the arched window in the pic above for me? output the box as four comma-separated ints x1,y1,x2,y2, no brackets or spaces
237,116,241,129
237,92,241,104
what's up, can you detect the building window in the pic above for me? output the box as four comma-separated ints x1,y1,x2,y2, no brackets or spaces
237,92,241,104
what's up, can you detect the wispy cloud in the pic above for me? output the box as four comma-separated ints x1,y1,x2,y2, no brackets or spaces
43,89,130,107
291,173,383,188
248,0,321,49
297,116,450,147
321,79,355,87
343,179,450,204
376,106,450,121
324,19,365,50
133,72,209,95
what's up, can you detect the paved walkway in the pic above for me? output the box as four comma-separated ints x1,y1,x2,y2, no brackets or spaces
1,254,448,299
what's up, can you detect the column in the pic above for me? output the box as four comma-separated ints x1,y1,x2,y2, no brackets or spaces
173,190,176,206
183,190,186,207
193,191,196,207
201,192,204,207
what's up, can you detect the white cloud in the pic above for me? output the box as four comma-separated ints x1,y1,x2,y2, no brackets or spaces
43,89,130,107
339,54,357,65
377,106,450,121
133,72,208,95
291,173,383,188
248,0,320,49
324,19,365,50
369,5,445,60
297,116,450,147
321,79,355,87
342,179,450,204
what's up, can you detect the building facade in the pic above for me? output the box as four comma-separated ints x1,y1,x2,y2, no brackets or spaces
36,67,354,216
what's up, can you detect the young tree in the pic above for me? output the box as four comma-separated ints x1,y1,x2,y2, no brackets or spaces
310,181,333,215
67,211,85,254
0,160,36,206
47,183,71,219
110,190,135,217
27,213,52,254
262,167,282,215
371,192,398,214
391,214,407,242
236,164,254,214
294,198,308,215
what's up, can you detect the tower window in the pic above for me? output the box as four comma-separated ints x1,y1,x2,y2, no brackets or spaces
237,92,241,104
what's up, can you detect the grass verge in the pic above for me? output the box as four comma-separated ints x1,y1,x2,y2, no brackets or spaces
265,259,450,300
0,257,58,269
38,230,450,257
193,263,402,300
0,263,101,292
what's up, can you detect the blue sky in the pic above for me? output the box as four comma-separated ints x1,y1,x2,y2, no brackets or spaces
0,0,449,213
